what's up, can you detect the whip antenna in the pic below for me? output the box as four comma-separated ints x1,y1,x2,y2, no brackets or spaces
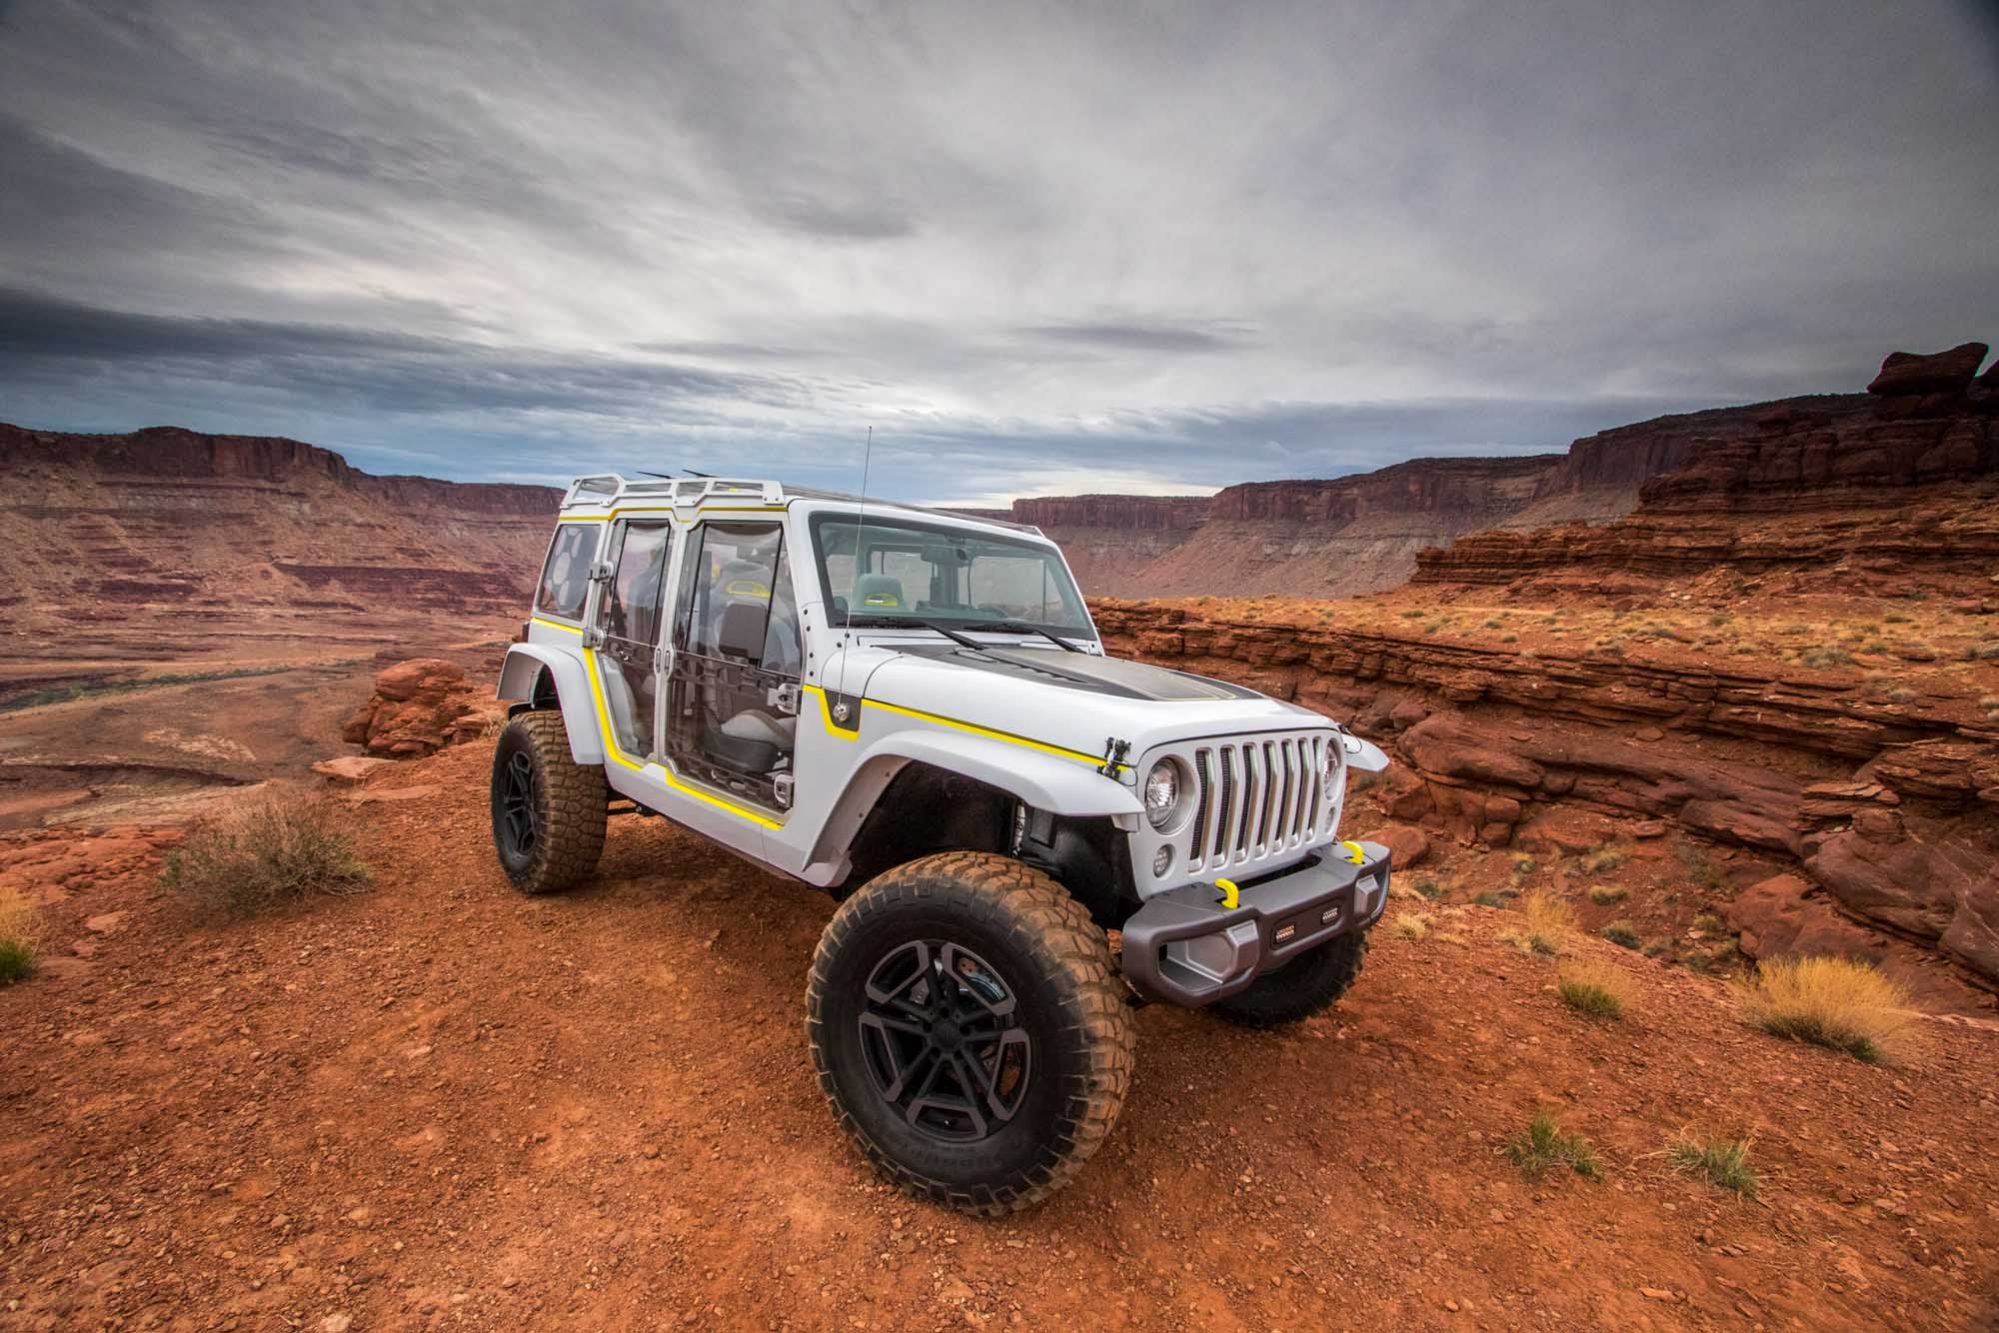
834,426,874,718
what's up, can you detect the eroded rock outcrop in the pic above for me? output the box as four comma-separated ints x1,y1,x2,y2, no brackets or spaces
340,659,502,757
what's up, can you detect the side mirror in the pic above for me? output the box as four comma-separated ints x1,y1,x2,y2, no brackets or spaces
1341,733,1389,772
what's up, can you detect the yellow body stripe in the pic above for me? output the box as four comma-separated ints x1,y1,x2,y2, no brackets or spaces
801,683,860,741
859,696,1119,769
580,647,782,830
530,616,583,634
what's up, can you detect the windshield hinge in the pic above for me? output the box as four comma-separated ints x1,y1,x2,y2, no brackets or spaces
1098,737,1131,778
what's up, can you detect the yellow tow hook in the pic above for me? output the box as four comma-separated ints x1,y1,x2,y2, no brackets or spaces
1340,840,1368,865
1214,878,1239,910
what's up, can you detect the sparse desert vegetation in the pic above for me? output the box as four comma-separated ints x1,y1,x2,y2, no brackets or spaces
1556,956,1636,1020
1601,921,1641,950
1391,912,1432,942
1588,883,1627,905
1670,1133,1759,1200
1735,957,1914,1064
0,887,39,984
162,792,372,917
1503,1111,1601,1182
1502,892,1576,956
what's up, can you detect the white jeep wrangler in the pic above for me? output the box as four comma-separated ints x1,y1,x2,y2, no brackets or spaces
491,474,1391,1213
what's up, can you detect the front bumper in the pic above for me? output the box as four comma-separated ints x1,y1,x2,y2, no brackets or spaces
1120,841,1391,1006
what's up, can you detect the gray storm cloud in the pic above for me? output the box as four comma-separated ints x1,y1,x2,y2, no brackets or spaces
0,0,1994,500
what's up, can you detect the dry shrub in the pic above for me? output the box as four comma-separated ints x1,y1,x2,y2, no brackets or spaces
0,888,40,984
1391,912,1432,942
1556,956,1636,1020
1502,892,1577,956
1735,957,1914,1064
163,792,371,918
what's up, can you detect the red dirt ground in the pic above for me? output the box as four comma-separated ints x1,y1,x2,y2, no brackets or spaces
4,742,1998,1331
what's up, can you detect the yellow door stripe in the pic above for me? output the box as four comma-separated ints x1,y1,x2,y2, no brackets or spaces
531,616,583,634
580,647,783,830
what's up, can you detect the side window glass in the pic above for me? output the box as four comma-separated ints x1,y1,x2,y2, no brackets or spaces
603,522,673,644
681,523,786,667
535,524,596,621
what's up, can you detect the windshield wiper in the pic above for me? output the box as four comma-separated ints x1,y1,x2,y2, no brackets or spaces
957,620,1085,653
842,613,994,655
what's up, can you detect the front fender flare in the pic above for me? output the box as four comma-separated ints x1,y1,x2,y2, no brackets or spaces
496,644,605,765
806,729,1144,874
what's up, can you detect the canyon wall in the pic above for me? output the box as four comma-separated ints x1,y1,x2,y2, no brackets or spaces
0,424,561,661
999,397,1877,598
1414,394,1999,597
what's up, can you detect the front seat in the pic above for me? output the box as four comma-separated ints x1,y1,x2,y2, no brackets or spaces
853,574,905,611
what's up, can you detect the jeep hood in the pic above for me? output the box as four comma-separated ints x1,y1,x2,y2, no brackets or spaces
853,644,1331,765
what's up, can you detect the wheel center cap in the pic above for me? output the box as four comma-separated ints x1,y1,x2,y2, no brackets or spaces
931,1019,964,1052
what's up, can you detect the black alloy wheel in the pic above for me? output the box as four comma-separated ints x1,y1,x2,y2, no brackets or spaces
857,939,1032,1142
497,748,540,861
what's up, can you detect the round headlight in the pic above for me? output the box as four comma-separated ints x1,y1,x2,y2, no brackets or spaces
1143,759,1182,830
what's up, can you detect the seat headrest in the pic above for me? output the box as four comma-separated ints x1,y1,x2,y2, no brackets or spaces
853,574,904,610
716,600,768,659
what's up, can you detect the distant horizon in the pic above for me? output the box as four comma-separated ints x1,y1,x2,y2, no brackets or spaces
0,365,1901,508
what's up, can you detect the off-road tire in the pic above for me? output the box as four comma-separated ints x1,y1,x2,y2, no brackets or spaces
489,710,606,895
1209,930,1369,1029
805,852,1135,1215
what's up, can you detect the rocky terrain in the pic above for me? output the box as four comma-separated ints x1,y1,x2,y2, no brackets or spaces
3,745,1997,1330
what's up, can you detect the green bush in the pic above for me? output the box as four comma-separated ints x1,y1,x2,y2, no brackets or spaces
1670,1134,1757,1199
1503,1111,1600,1181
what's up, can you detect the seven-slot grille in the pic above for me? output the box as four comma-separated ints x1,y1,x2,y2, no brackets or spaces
1184,734,1332,872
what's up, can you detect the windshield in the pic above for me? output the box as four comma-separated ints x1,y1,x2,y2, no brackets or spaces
809,512,1094,637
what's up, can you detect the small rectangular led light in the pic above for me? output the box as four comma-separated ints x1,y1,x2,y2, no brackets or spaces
1320,906,1341,924
1275,924,1296,944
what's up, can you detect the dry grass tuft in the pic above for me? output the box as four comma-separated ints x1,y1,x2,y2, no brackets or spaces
1588,883,1627,905
1557,956,1636,1020
1670,1133,1758,1199
163,792,372,918
1391,912,1433,942
1501,892,1576,955
0,888,41,984
1735,957,1914,1064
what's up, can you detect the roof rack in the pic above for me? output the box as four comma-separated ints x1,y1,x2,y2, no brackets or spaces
559,475,784,509
557,473,1043,535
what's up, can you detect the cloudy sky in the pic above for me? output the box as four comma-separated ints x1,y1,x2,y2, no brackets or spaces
2,1,1995,502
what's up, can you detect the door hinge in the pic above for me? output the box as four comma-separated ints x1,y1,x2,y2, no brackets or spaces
769,682,799,716
772,774,794,809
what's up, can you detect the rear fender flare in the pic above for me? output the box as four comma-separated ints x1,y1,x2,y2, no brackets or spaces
497,644,605,765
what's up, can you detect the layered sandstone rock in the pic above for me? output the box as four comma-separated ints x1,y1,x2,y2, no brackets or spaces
1093,595,1999,985
1414,392,1999,593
